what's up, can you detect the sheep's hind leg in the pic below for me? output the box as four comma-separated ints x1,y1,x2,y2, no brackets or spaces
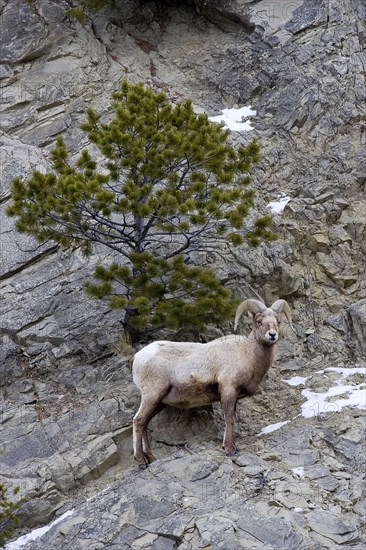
142,403,166,464
220,386,239,456
133,397,166,469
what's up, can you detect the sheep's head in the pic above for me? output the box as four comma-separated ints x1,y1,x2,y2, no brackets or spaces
234,298,292,346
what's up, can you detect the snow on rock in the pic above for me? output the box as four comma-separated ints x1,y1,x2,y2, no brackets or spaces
267,193,291,214
284,367,366,419
300,384,366,419
208,106,256,132
292,467,305,478
5,510,75,549
283,376,310,386
256,419,291,436
317,366,366,378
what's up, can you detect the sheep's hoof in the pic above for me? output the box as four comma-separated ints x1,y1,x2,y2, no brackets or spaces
226,449,239,457
138,462,149,470
143,452,156,464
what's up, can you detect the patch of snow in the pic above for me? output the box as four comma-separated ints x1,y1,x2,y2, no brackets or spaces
293,507,303,513
257,419,291,436
284,367,365,419
300,383,366,419
5,510,75,549
317,367,366,378
284,376,310,386
267,193,291,214
208,106,256,132
292,467,305,478
257,367,365,438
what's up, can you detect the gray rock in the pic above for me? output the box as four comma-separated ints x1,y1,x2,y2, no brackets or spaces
0,2,48,63
0,63,13,80
304,465,339,492
308,509,360,546
0,342,23,386
265,425,319,468
285,0,328,35
348,299,366,356
237,514,308,549
320,428,365,467
278,358,306,371
324,313,348,334
195,0,256,32
6,378,36,403
304,332,329,356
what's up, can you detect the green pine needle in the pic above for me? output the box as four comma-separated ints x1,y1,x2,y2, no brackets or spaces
7,79,275,339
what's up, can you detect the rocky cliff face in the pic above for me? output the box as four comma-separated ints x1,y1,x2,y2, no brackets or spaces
1,1,365,548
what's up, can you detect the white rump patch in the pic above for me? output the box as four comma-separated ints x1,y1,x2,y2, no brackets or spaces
134,341,161,365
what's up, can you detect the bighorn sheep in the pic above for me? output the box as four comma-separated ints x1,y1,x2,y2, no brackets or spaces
132,299,292,468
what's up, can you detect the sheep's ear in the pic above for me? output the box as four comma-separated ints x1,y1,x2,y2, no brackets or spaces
271,299,294,332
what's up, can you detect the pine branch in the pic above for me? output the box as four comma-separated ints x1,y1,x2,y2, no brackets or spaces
7,80,269,339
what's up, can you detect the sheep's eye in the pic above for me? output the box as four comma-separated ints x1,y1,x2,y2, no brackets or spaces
257,320,262,325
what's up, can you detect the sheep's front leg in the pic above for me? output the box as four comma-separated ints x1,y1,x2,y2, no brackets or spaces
220,386,239,456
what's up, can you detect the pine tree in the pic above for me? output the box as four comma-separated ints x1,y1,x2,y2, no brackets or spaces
7,80,275,341
0,485,22,546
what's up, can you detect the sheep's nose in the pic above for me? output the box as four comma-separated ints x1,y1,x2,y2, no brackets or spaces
269,332,277,340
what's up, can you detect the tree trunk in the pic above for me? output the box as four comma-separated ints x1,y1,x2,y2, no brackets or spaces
122,306,141,345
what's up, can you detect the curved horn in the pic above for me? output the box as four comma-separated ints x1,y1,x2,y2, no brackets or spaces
234,299,266,332
271,299,294,331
